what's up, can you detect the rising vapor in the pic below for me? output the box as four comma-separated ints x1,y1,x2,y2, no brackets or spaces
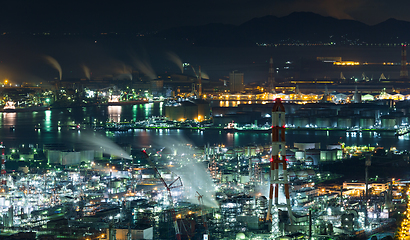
81,64,91,80
44,56,62,80
201,71,209,79
132,58,157,80
166,52,184,73
156,140,219,208
72,131,132,160
174,162,219,208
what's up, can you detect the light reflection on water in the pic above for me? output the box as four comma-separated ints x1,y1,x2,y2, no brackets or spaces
0,104,408,151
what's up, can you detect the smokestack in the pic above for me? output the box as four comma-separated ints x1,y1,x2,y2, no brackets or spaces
198,66,202,97
267,98,294,234
1,143,6,186
401,44,408,79
268,57,275,93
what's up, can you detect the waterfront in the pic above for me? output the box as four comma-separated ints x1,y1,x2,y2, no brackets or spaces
0,103,409,150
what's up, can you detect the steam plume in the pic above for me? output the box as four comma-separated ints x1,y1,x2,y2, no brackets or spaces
133,58,157,80
72,131,132,160
44,56,62,80
82,64,91,80
167,52,184,73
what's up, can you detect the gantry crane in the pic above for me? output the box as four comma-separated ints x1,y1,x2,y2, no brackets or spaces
141,150,183,240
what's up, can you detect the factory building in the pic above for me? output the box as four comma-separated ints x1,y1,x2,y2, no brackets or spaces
229,71,244,93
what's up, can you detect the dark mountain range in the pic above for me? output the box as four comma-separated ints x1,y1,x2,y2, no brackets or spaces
156,12,410,47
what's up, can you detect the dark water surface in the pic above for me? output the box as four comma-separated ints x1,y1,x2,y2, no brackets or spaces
0,103,408,150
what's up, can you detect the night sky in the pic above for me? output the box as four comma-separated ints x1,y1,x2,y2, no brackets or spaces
2,0,410,32
0,0,408,83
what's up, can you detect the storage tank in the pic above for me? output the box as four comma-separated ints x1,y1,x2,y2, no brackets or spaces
296,171,308,180
61,151,81,166
80,150,95,163
316,117,331,128
234,147,244,157
295,151,304,160
288,157,297,166
226,149,235,159
286,150,295,160
359,117,375,129
306,169,315,178
250,146,257,156
258,145,264,154
337,117,353,129
305,157,314,166
381,116,396,129
94,150,103,160
288,171,296,180
244,146,251,157
47,150,62,165
305,150,320,165
294,117,309,128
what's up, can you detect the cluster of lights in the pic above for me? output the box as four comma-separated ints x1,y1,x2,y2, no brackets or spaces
397,186,410,239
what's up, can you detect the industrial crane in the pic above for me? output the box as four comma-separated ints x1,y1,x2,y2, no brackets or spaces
191,66,202,97
141,150,183,240
195,191,209,235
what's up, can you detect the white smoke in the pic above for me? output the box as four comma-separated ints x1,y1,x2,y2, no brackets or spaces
81,64,91,80
44,56,62,80
133,58,157,80
167,52,184,74
72,131,132,160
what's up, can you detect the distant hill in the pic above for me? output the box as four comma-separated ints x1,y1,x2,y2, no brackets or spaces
156,12,410,47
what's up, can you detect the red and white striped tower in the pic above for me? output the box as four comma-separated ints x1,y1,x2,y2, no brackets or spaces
0,142,6,186
267,98,294,226
401,44,408,79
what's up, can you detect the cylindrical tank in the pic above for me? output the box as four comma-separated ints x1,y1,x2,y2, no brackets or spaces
294,117,309,128
226,149,235,158
288,171,296,180
244,146,251,157
80,150,95,163
264,144,271,153
288,156,297,166
305,157,314,166
94,150,103,160
47,150,62,165
234,147,243,157
257,145,264,154
295,151,304,160
61,151,81,166
381,117,396,129
296,170,308,180
359,117,375,129
316,117,330,128
306,169,315,178
337,117,352,129
250,146,257,156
